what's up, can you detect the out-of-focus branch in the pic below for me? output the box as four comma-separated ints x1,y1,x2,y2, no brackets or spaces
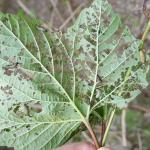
121,109,127,147
137,130,143,150
59,3,85,30
129,104,150,113
16,0,49,30
49,0,64,23
16,0,34,17
66,1,75,22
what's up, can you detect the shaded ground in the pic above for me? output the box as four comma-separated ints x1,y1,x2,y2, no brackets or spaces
0,0,150,150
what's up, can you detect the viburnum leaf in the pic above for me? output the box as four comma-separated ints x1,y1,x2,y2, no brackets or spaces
0,0,149,150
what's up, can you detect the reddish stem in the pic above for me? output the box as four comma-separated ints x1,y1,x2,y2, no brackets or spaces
100,119,106,146
84,121,100,149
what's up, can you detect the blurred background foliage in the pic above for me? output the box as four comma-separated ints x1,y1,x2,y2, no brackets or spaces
0,0,149,150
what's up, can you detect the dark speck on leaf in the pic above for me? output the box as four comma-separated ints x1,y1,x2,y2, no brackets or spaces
87,44,90,48
4,128,10,132
7,97,11,101
4,68,13,76
13,105,20,113
1,85,13,95
15,62,22,68
26,125,31,128
18,48,24,56
8,107,13,111
35,132,38,135
2,17,8,22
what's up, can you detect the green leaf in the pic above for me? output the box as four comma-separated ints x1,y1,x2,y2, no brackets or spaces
0,14,84,149
65,0,149,111
0,0,149,149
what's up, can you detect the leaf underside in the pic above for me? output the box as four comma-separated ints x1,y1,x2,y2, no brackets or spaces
0,0,149,149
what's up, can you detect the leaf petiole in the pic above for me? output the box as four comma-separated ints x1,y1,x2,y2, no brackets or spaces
141,19,150,43
84,121,100,149
101,108,116,146
140,19,150,63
